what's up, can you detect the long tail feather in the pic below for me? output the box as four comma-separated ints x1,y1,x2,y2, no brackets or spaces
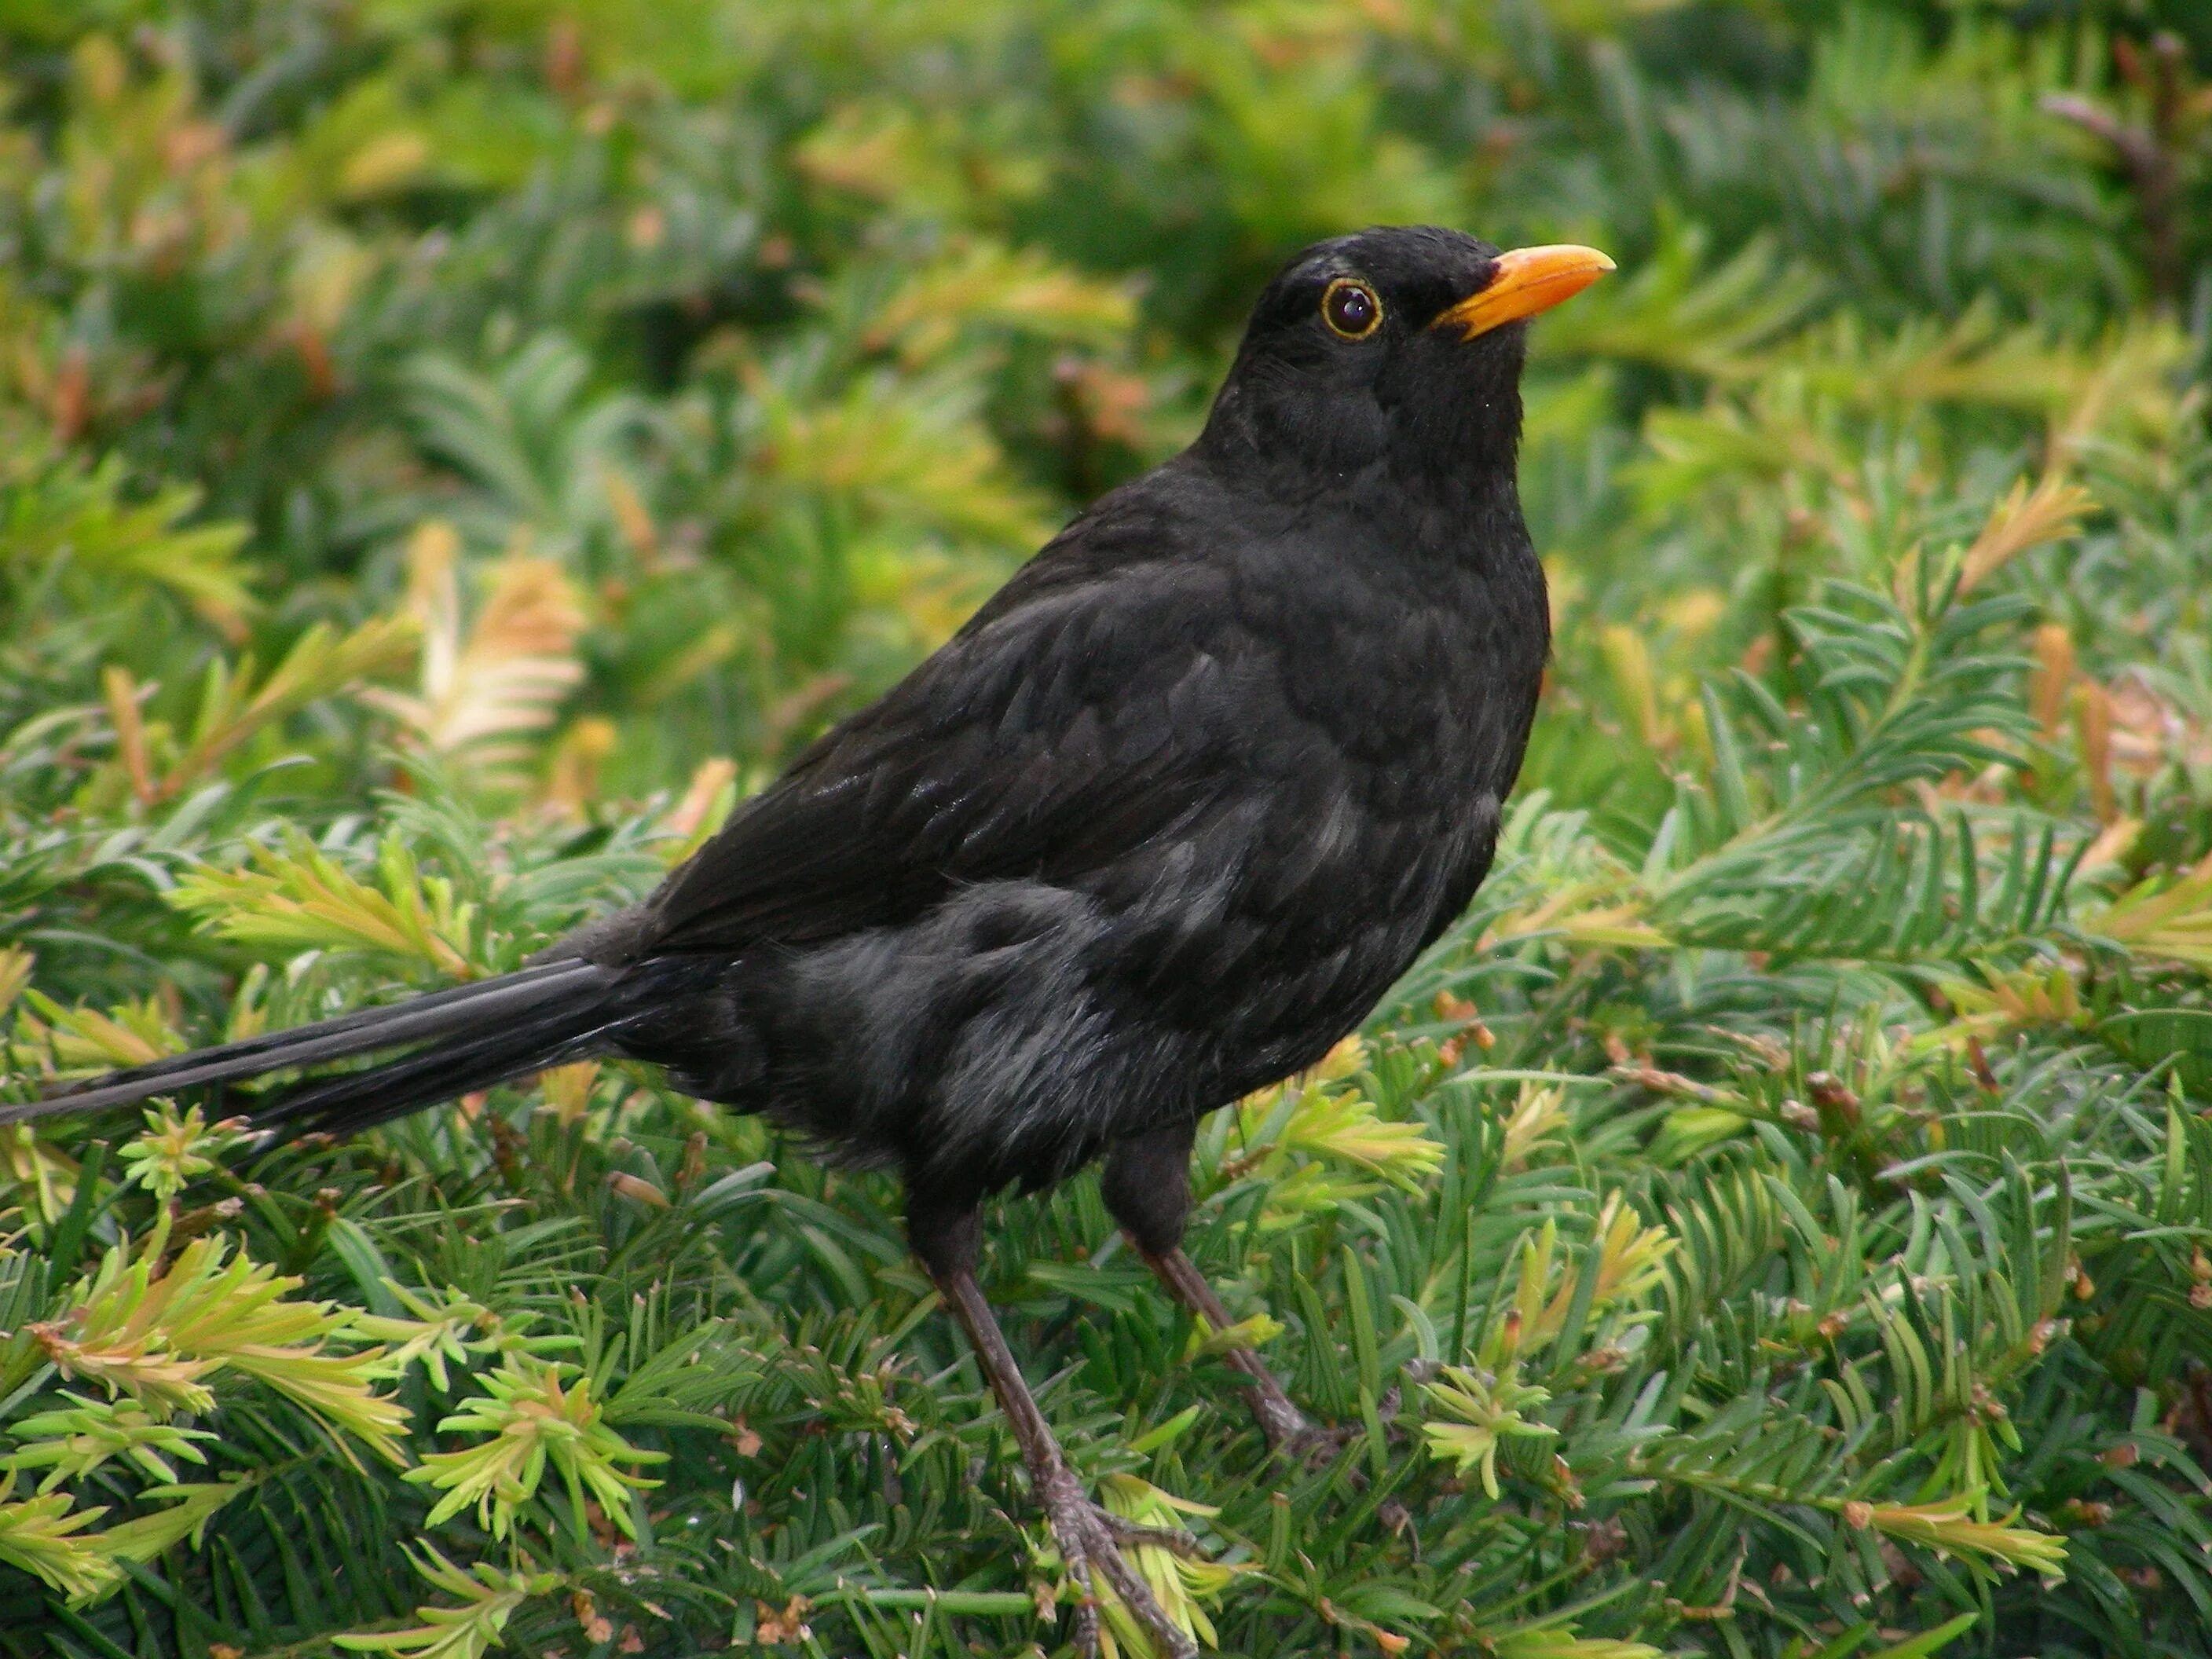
249,992,628,1143
2,959,615,1126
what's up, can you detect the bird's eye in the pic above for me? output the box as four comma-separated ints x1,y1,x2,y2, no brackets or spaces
1320,278,1382,340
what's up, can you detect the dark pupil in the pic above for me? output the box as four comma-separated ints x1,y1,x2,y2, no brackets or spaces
1328,284,1375,333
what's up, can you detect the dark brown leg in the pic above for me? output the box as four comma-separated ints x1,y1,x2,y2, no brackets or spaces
1141,1243,1317,1450
909,1192,1199,1659
1102,1120,1324,1455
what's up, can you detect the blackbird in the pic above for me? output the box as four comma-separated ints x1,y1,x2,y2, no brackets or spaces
9,225,1610,1657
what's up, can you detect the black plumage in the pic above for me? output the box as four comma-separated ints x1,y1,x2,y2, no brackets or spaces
10,225,1610,1657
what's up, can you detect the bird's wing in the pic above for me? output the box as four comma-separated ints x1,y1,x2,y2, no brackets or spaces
643,491,1273,954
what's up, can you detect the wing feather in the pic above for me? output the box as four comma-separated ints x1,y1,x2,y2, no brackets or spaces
643,493,1255,954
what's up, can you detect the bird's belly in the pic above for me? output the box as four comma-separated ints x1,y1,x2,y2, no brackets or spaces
716,778,1502,1203
1114,786,1501,1096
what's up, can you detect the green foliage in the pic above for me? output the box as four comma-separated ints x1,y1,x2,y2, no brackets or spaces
407,1357,664,1542
1,1,2211,1656
332,1548,564,1659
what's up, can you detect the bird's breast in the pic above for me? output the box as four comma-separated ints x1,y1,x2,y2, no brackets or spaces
1090,559,1534,1046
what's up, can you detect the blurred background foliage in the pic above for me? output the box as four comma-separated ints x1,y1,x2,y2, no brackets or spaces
5,1,2212,1655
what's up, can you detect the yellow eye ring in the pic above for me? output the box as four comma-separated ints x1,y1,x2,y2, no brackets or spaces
1320,277,1382,339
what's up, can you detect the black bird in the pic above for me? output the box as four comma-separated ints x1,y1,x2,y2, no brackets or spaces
9,226,1610,1657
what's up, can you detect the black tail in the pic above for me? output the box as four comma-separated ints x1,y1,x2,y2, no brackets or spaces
2,959,627,1141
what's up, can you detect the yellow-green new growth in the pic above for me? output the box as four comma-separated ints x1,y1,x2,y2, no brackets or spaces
31,1235,408,1461
1491,1629,1663,1659
2083,851,2212,972
1837,1492,2067,1580
16,987,185,1075
167,827,478,977
335,1545,562,1659
114,613,416,804
1273,1084,1447,1188
4,1392,215,1490
0,1474,118,1603
407,1356,664,1540
117,1102,244,1204
1497,1082,1570,1169
1215,1035,1448,1229
1421,1365,1558,1500
355,1281,508,1392
1487,1200,1676,1365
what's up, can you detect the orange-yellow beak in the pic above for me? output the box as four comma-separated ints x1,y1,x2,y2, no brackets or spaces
1432,244,1614,341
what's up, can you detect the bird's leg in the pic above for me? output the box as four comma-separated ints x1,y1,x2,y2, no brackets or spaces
909,1193,1199,1659
1102,1120,1326,1456
1140,1243,1319,1452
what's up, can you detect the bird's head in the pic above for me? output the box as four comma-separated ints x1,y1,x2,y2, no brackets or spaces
1199,225,1612,498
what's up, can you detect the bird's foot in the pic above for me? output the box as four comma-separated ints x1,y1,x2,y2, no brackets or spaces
1038,1466,1201,1659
